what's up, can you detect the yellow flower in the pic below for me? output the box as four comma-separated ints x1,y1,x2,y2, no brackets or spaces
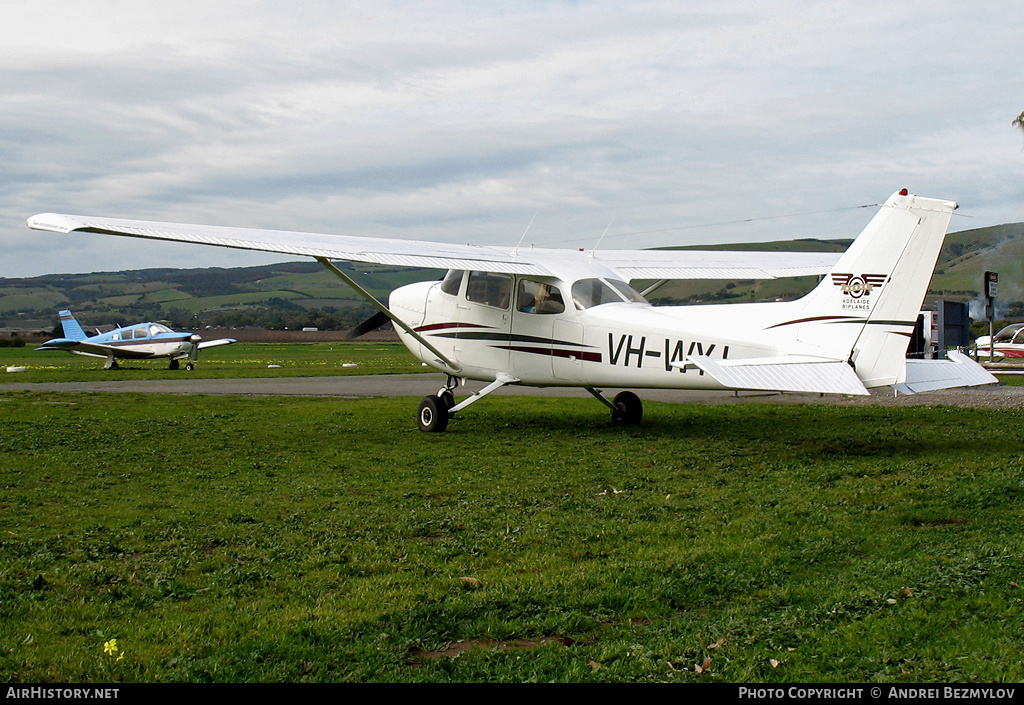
103,639,118,656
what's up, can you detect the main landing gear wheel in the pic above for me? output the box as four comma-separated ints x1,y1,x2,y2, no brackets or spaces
611,391,643,425
418,395,451,433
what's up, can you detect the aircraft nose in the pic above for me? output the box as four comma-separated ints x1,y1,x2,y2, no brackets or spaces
190,334,202,344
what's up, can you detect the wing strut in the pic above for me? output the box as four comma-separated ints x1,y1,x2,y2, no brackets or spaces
639,279,670,297
314,257,461,372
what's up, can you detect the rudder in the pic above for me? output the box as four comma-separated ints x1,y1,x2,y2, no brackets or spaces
790,191,957,388
58,310,88,341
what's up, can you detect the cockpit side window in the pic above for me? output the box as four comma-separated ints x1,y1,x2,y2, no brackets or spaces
440,269,464,296
133,327,147,339
466,271,512,310
517,280,566,315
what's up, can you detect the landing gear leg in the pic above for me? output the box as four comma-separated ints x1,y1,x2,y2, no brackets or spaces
439,374,458,410
169,359,180,370
417,374,519,433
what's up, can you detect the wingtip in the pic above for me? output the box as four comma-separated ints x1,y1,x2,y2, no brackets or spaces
27,213,82,234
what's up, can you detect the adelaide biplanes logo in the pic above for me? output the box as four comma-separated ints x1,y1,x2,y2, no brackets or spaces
831,273,887,299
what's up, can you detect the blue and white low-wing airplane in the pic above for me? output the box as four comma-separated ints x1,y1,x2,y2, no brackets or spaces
37,309,236,370
28,189,996,430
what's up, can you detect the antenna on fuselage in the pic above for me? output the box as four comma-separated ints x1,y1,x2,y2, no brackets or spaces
589,216,615,259
512,212,538,256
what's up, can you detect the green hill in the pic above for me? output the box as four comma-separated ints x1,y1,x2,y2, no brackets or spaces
645,223,1024,308
0,262,442,333
931,223,1024,300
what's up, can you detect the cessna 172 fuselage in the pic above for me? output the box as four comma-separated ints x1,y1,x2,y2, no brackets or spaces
28,190,997,430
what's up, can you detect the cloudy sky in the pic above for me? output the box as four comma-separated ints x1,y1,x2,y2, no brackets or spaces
2,1,1022,277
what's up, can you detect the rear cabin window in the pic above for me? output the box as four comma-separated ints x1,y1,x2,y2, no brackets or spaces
466,271,512,309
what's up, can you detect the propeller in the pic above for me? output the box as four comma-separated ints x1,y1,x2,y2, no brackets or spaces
346,310,391,340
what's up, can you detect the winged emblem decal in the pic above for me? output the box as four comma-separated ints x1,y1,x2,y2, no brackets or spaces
831,273,887,299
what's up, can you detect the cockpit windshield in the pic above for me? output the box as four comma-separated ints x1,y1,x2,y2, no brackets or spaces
571,278,648,310
993,323,1024,343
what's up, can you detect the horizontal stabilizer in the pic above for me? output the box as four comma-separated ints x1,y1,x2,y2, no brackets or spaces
36,338,79,350
893,351,998,395
678,355,870,396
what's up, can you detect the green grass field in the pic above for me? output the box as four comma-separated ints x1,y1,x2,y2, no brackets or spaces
2,391,1023,683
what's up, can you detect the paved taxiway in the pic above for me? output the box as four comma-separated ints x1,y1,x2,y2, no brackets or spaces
0,373,731,402
2,373,1022,408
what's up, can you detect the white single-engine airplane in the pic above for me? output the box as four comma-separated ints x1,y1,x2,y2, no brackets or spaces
28,189,996,430
37,309,236,370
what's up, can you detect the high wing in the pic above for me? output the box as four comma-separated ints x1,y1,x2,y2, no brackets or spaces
27,213,841,281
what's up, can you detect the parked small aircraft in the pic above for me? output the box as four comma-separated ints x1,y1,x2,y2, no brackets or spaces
975,323,1024,360
28,189,996,429
37,309,236,370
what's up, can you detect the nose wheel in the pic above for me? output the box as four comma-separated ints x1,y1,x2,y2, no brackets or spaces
417,394,451,432
418,377,459,433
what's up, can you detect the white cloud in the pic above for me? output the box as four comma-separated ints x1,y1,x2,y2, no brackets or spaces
2,0,1022,276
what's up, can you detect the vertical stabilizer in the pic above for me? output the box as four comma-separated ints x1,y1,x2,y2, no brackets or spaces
58,310,88,341
791,191,957,388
